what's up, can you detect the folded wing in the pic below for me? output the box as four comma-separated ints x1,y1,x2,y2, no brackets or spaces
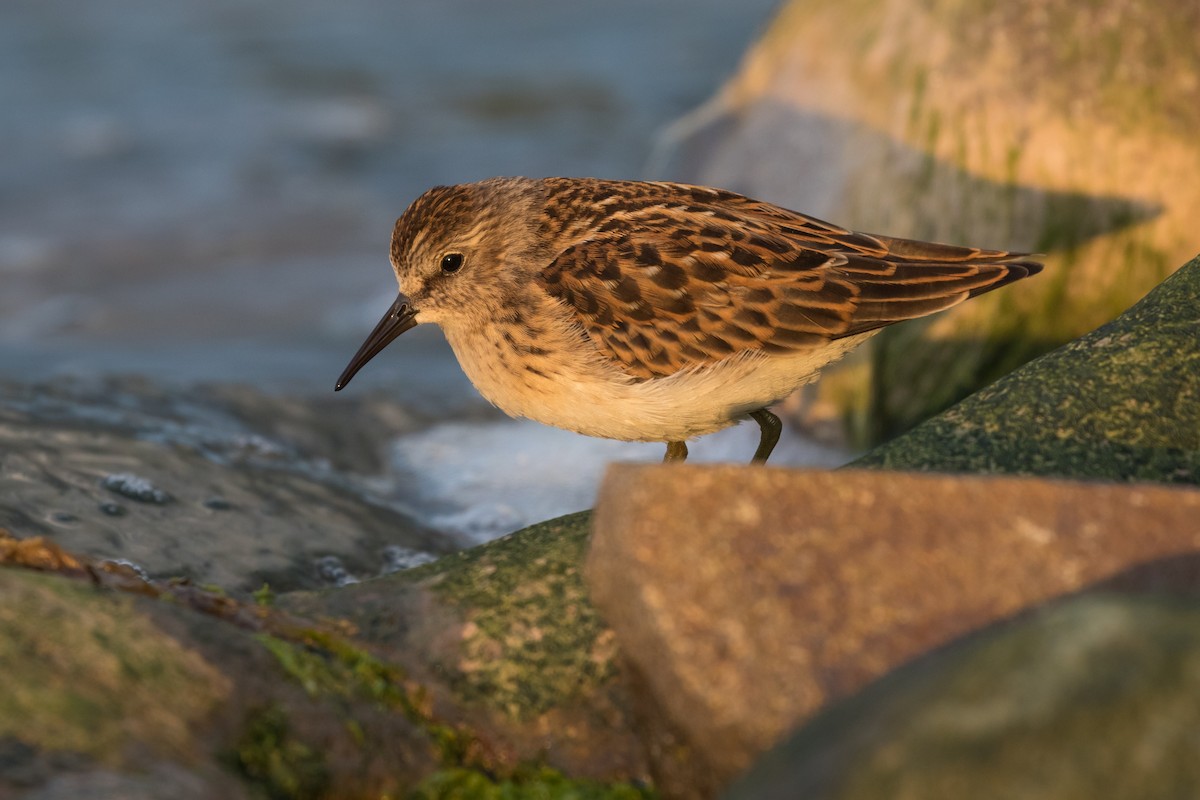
536,181,1042,380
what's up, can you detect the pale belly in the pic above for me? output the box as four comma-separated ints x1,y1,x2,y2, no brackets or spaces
445,320,875,443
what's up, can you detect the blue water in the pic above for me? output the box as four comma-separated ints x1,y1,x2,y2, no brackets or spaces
0,0,782,393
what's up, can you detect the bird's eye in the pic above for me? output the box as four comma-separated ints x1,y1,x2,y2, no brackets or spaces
440,253,464,274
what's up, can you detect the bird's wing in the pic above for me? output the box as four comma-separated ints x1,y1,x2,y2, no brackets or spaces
536,182,1042,380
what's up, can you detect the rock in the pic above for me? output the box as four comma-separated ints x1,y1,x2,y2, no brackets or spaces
587,465,1200,797
9,763,238,800
724,594,1200,800
101,472,172,504
0,377,450,591
655,0,1200,445
0,535,451,797
0,571,232,767
0,524,652,798
854,252,1200,483
279,511,648,783
0,566,376,799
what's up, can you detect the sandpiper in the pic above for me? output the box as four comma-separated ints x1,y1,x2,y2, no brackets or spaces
336,177,1041,463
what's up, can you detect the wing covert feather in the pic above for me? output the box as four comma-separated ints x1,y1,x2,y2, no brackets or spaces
536,181,1041,379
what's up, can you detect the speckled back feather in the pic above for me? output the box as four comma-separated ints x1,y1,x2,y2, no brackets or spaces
535,179,1041,380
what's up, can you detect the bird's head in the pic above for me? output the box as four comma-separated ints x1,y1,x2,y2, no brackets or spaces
335,177,546,391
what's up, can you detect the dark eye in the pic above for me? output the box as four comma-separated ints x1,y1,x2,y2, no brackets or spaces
440,253,464,274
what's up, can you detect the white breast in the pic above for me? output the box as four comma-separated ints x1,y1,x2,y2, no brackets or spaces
443,300,875,443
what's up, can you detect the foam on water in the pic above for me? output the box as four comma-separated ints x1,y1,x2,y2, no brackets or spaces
388,418,850,545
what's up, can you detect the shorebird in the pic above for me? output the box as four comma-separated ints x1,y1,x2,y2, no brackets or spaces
336,177,1040,463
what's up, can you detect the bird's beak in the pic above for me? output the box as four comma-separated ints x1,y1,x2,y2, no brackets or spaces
335,293,419,391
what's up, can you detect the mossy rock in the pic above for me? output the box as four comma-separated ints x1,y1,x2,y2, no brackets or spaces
661,0,1200,445
854,252,1200,483
0,569,229,765
279,511,649,785
725,593,1200,800
285,511,610,720
0,525,656,797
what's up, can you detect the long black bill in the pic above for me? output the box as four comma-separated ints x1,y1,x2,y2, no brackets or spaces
335,293,419,391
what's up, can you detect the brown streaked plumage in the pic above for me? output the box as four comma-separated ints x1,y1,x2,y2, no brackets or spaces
336,177,1042,463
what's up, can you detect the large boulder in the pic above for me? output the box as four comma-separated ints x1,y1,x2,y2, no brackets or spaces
724,593,1200,800
854,252,1200,482
654,0,1200,445
587,466,1200,798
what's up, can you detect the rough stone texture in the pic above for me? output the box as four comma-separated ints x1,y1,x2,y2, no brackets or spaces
654,0,1200,445
0,570,231,764
281,512,648,783
0,377,452,591
587,465,1200,796
724,594,1200,800
855,252,1200,483
0,522,652,798
0,547,449,798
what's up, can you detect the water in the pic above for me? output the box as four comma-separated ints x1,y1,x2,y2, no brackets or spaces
388,419,848,546
0,0,782,389
0,0,850,583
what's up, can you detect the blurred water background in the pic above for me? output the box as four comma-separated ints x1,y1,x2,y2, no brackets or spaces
1,0,780,389
0,0,848,565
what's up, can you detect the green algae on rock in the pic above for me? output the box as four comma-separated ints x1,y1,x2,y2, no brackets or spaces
854,252,1200,483
250,628,657,800
253,630,474,767
412,765,654,800
409,511,614,719
295,510,611,722
0,552,443,797
275,510,651,788
0,569,230,764
231,705,330,800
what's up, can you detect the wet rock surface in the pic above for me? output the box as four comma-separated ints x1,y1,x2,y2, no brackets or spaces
0,377,454,591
